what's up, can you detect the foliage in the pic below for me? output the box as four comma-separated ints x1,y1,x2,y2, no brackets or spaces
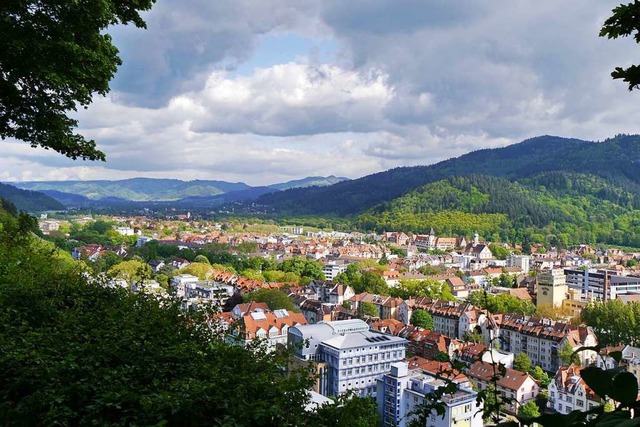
388,279,456,301
107,259,151,285
580,299,640,346
360,302,379,318
0,0,156,160
245,288,296,311
307,392,379,427
558,342,579,366
489,243,510,260
194,254,210,264
518,400,541,419
410,309,434,330
530,366,551,387
468,290,536,315
513,353,532,373
600,1,640,90
281,258,325,281
177,262,214,280
0,183,64,212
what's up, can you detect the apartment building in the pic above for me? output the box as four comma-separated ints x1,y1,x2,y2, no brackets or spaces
288,319,407,397
377,362,483,427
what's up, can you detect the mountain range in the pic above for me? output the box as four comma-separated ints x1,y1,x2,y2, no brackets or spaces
4,134,640,247
6,175,349,209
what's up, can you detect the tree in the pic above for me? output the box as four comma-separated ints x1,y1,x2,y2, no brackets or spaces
307,392,379,427
245,288,295,311
107,259,151,285
558,342,578,366
0,0,156,159
518,400,541,419
360,302,379,318
531,366,551,387
513,353,532,373
410,310,434,330
194,254,210,264
601,1,640,90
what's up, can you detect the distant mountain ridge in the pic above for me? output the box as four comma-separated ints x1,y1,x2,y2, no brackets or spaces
12,175,350,205
0,183,64,212
255,134,640,215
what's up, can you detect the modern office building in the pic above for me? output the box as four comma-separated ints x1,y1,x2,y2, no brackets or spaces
288,319,407,397
564,268,640,301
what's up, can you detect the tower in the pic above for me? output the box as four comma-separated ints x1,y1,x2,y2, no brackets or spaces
536,268,568,308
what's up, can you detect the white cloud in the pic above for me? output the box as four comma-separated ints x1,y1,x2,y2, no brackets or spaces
5,0,640,185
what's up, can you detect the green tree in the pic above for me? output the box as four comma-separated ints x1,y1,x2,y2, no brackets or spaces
360,302,379,317
0,0,156,159
513,353,532,373
601,1,640,90
518,400,541,419
531,366,551,387
245,288,295,311
410,309,434,330
307,392,379,427
194,254,211,264
558,342,578,366
107,259,151,285
177,262,214,280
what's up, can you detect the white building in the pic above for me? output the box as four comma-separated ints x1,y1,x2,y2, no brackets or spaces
507,255,530,274
548,365,602,414
322,261,348,281
114,226,136,236
288,319,407,397
230,309,307,352
377,362,483,427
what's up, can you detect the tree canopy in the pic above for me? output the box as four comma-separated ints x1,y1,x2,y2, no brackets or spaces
0,0,156,159
601,1,640,90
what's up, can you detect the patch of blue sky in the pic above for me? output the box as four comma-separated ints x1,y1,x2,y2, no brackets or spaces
229,33,339,76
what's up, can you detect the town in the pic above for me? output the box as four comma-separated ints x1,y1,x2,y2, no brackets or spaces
40,212,640,427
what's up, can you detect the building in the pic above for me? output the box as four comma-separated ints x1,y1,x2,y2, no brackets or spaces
377,362,483,427
288,319,407,397
230,309,307,351
537,268,568,308
548,365,602,413
507,255,530,274
467,361,539,414
322,261,348,281
564,268,640,301
498,314,598,372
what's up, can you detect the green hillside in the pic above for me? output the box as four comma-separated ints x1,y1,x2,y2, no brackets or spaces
0,182,65,212
256,134,640,215
355,173,640,247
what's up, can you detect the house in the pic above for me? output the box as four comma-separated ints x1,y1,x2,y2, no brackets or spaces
467,361,540,414
548,365,602,413
231,309,307,351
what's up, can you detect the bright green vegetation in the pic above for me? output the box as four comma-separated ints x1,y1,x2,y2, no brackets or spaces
356,172,640,247
580,299,640,347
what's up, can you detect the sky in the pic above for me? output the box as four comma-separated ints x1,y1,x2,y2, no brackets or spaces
3,1,640,185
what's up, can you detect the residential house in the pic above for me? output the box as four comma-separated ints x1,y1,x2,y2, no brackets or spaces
467,361,540,414
548,365,602,413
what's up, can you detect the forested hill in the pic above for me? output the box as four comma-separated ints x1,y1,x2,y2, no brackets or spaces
256,134,640,215
0,182,64,212
355,173,640,247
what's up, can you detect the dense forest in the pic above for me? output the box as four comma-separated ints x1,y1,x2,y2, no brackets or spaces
256,135,640,216
0,182,64,212
355,173,640,247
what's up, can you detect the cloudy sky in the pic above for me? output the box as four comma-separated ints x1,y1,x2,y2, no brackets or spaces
3,1,640,185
